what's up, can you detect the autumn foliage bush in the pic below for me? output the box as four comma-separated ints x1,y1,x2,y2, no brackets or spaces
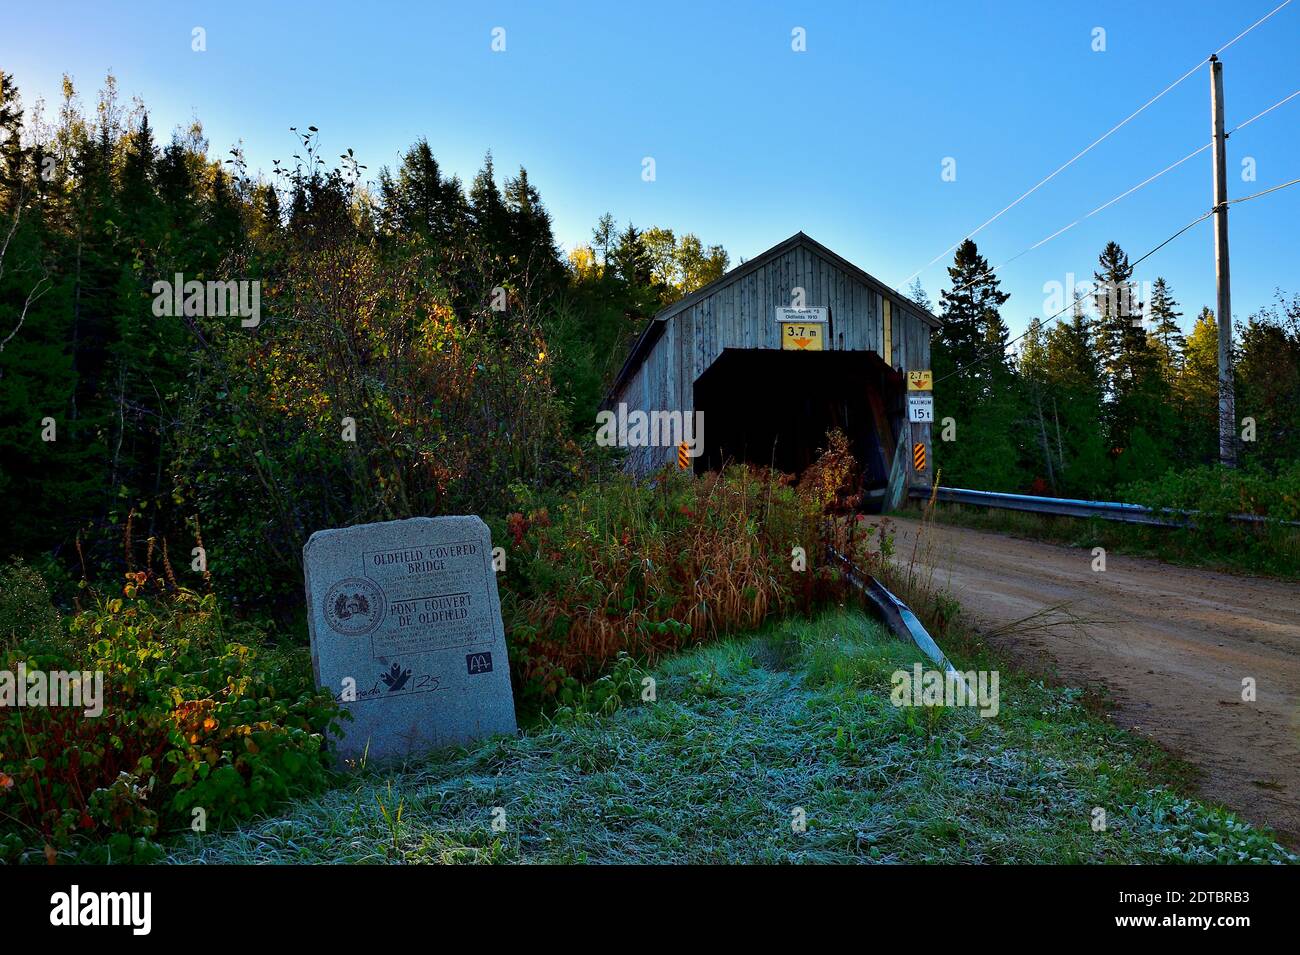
797,427,864,514
171,237,579,618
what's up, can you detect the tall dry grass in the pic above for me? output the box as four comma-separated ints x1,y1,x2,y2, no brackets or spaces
498,463,846,705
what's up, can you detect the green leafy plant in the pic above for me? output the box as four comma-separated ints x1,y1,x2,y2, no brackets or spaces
0,562,344,863
1122,463,1300,575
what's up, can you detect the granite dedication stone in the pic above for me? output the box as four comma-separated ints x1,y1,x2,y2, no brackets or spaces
304,515,517,760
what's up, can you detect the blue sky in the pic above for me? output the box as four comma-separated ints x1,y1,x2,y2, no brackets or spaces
3,0,1297,336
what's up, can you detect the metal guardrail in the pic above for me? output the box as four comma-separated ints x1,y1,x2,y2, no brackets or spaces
910,485,1297,528
826,544,964,680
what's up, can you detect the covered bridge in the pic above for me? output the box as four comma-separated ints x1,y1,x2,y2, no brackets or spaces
604,232,940,511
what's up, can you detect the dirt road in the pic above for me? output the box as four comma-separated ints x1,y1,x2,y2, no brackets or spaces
891,518,1300,847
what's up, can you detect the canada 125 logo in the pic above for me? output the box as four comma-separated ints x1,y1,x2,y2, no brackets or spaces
323,577,385,636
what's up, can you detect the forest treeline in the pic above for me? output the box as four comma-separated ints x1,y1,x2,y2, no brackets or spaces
1,69,1296,617
0,70,727,613
925,237,1299,496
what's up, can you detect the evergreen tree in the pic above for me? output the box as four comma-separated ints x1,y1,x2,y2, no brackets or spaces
503,165,563,295
395,138,444,236
469,150,509,258
156,137,194,212
1042,302,1103,398
1146,276,1185,385
252,181,281,242
119,112,155,206
67,111,121,426
1040,302,1110,495
1017,317,1060,491
1093,241,1144,393
0,70,27,213
936,239,1011,403
207,166,243,251
380,138,469,248
612,222,653,287
905,277,932,313
933,239,1023,489
0,200,80,548
1091,241,1170,480
440,173,470,230
591,212,616,269
1020,316,1048,377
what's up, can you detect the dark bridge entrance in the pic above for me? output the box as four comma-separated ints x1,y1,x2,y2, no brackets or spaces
692,349,905,502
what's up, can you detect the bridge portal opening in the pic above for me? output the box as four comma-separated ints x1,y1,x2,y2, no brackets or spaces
692,349,905,503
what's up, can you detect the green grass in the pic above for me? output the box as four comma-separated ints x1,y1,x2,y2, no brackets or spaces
164,608,1295,865
904,502,1300,579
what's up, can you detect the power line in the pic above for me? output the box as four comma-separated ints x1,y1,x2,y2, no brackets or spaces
1229,176,1300,204
1228,87,1300,133
899,62,1202,285
899,0,1293,287
1215,0,1293,54
945,142,1209,299
937,83,1300,303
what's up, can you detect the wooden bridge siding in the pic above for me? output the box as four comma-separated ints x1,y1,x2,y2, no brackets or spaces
608,236,936,479
899,301,933,486
613,246,920,407
614,245,920,413
617,328,673,473
667,245,896,378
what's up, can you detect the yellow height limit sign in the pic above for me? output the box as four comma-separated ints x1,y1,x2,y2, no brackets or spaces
781,323,823,350
907,370,933,391
776,306,827,351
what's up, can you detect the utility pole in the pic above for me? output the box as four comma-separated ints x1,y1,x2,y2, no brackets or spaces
1210,54,1236,467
